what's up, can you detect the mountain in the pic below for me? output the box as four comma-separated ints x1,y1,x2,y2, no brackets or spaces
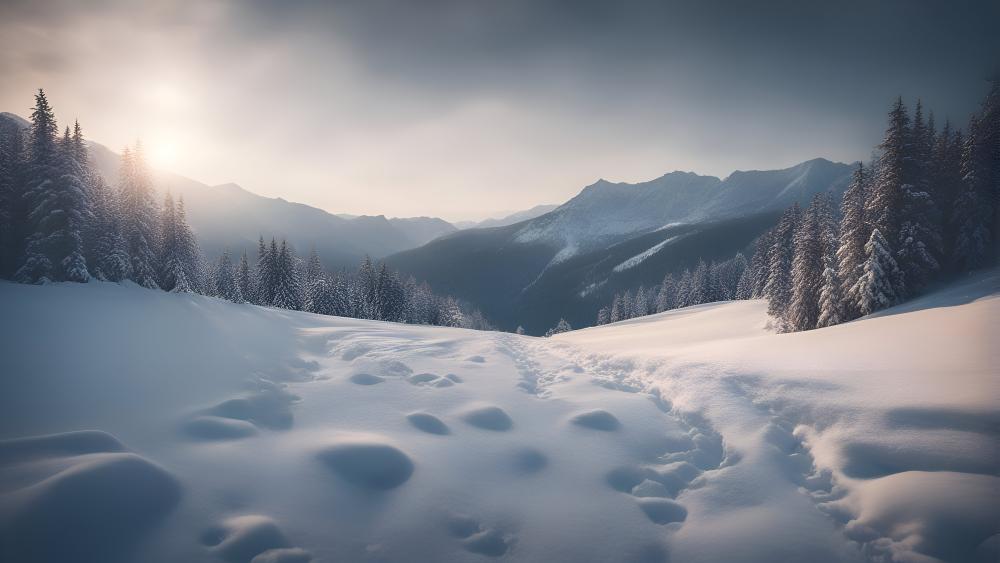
455,204,560,230
388,159,854,334
1,112,456,268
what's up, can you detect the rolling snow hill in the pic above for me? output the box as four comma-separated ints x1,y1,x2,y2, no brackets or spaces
388,158,853,334
0,270,996,563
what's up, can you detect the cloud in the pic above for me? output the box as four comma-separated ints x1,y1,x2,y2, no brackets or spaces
1,0,997,220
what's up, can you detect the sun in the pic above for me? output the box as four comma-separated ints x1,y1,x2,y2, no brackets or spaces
146,135,180,170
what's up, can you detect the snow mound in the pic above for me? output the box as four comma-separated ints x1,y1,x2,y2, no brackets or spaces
182,416,258,441
406,412,450,435
348,372,384,385
459,404,514,431
0,431,181,563
570,408,621,431
316,437,415,490
201,514,304,563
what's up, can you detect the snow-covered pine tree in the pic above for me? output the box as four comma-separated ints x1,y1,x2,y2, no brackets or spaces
119,143,160,288
0,114,26,278
838,163,869,320
255,237,277,306
376,263,406,322
632,286,649,318
735,268,753,300
356,255,379,319
787,196,825,331
675,269,693,308
655,273,676,312
932,121,964,255
16,90,90,283
690,259,709,305
437,296,464,327
896,100,942,294
272,240,303,310
952,115,994,271
867,98,913,299
764,203,799,322
88,171,129,281
620,289,633,319
816,257,844,328
747,229,773,298
213,250,240,302
236,250,253,304
596,306,610,325
544,318,572,337
303,249,326,314
608,293,623,323
728,253,748,299
852,228,900,316
157,193,202,293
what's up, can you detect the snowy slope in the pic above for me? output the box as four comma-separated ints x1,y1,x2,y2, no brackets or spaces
1,271,997,563
559,270,1000,563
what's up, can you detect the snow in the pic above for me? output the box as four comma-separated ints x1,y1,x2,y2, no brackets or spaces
1,270,997,562
613,235,687,273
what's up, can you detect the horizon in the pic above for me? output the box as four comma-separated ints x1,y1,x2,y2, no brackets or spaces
2,0,997,221
1,106,853,223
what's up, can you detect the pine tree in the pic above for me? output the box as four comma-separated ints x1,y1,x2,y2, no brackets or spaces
632,286,649,318
675,269,693,308
376,263,406,322
544,318,572,337
272,240,303,310
838,163,869,320
952,115,994,271
235,250,254,304
119,143,160,288
764,203,800,322
0,114,26,278
655,273,677,312
609,293,623,323
787,196,826,331
356,255,379,319
596,306,610,325
747,229,773,298
213,250,241,302
158,193,202,293
254,237,276,305
16,90,91,282
816,257,843,328
895,100,942,294
852,228,901,316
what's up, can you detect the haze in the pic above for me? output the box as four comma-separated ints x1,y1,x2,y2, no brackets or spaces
1,0,997,221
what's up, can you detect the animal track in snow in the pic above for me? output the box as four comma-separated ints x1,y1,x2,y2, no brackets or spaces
200,514,311,563
445,514,513,557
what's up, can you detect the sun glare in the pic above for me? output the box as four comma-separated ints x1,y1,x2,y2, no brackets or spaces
146,135,180,169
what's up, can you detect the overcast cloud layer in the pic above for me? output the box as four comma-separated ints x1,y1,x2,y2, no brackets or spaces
1,0,997,220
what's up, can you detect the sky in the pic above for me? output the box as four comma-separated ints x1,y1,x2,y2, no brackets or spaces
1,1,998,222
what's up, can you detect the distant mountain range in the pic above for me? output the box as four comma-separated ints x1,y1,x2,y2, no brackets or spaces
387,158,855,334
1,110,854,333
2,112,460,268
452,204,560,230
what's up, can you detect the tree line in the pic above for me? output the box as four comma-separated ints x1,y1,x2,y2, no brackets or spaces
595,253,749,325
595,80,999,332
0,89,491,330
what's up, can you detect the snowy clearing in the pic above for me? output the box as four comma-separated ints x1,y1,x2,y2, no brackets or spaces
0,271,997,563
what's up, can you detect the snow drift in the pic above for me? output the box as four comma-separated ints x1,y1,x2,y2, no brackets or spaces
0,270,997,562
